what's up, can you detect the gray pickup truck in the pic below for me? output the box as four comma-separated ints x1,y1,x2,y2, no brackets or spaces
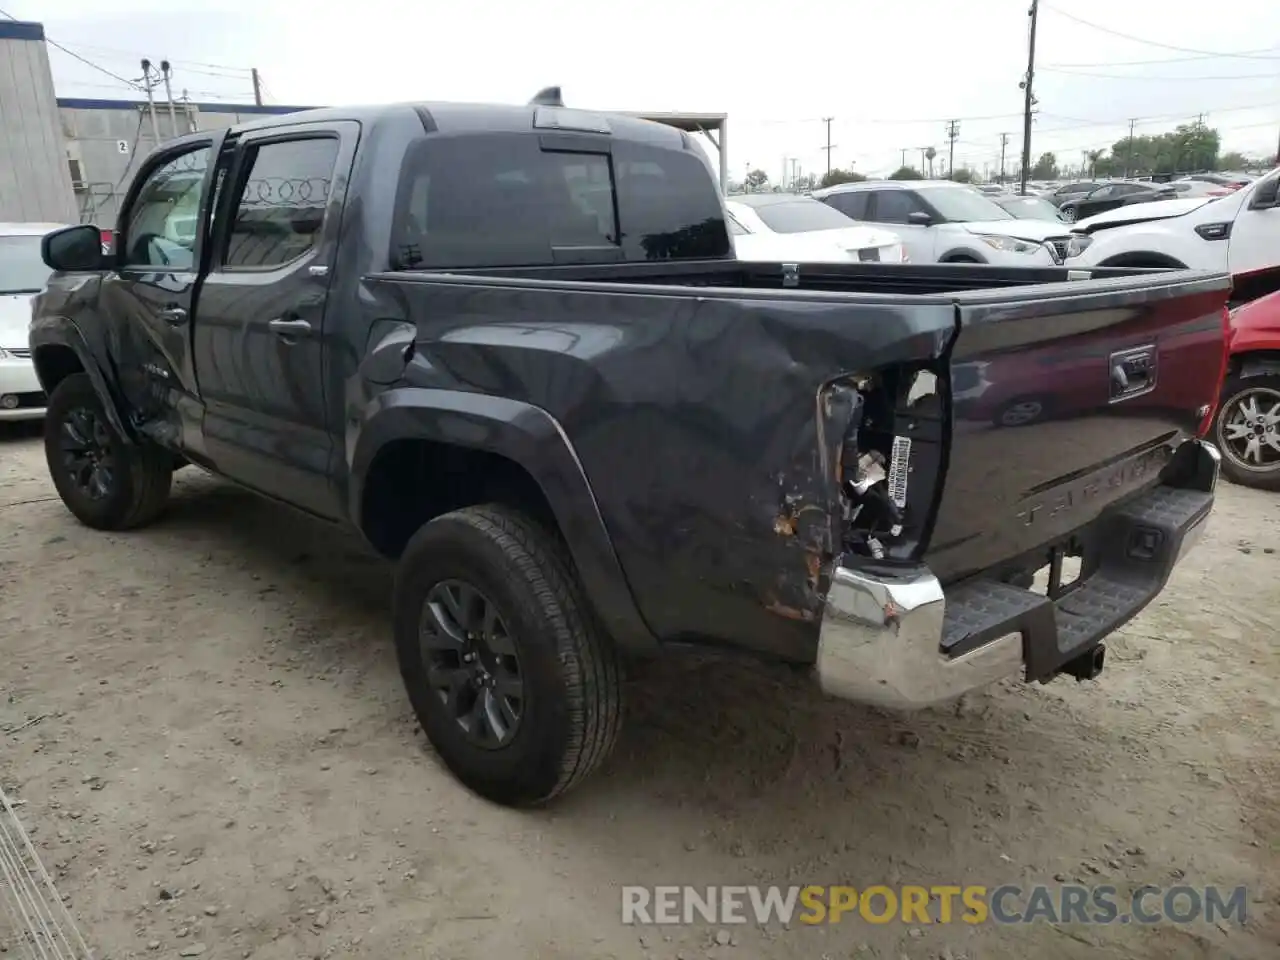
31,90,1226,805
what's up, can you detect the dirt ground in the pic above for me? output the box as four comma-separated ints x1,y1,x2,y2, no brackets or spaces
1,421,1277,960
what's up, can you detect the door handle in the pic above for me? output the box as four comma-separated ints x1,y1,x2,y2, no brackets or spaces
268,317,313,339
158,306,187,326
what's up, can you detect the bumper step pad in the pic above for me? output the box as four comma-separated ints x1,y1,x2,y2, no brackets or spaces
940,483,1212,682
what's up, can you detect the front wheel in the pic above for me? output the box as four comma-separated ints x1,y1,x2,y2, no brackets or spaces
1061,205,1078,222
43,373,173,529
1215,375,1280,490
393,505,623,806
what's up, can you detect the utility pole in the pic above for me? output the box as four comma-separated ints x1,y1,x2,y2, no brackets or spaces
821,117,836,176
160,60,180,139
139,59,162,147
1124,118,1137,177
999,133,1009,184
251,67,264,106
1019,0,1039,195
945,120,960,178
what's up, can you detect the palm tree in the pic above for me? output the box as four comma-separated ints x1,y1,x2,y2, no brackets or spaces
1086,150,1103,177
925,147,937,179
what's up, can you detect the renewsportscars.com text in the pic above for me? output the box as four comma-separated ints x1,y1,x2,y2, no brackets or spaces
620,884,1248,926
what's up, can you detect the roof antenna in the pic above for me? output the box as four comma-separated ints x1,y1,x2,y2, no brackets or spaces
529,86,564,107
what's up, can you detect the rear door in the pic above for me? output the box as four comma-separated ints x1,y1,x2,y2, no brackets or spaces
101,131,226,441
927,272,1230,585
867,190,935,262
191,120,358,518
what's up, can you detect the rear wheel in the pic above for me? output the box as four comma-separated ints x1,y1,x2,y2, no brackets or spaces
393,505,623,806
43,373,173,529
1214,375,1280,490
993,395,1051,427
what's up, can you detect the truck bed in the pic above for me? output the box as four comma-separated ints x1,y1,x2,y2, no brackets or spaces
368,260,1228,663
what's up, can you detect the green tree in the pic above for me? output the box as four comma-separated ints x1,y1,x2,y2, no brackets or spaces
744,169,769,191
1030,152,1059,180
819,168,866,188
949,168,976,183
889,166,923,181
1218,151,1249,171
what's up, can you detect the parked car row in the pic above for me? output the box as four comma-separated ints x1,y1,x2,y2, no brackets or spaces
0,222,65,422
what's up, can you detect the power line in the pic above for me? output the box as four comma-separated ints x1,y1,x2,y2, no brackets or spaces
1040,67,1278,81
23,37,253,75
0,6,141,89
1042,3,1280,61
1042,48,1280,69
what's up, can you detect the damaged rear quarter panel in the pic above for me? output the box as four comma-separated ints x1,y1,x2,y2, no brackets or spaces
382,276,955,663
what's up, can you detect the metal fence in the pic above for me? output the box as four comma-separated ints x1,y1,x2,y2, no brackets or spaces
0,786,93,959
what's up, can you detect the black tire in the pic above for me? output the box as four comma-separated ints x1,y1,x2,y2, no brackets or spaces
1214,374,1280,491
393,505,623,806
43,373,173,530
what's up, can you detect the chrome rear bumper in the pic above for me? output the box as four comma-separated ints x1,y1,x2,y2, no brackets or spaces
816,440,1220,710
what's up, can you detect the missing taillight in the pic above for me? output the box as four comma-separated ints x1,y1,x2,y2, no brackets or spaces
837,366,945,560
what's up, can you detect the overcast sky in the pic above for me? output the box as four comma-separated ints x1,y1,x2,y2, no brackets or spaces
9,0,1280,181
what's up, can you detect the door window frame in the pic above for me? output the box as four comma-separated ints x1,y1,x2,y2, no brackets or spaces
212,131,343,274
867,189,932,225
114,134,223,275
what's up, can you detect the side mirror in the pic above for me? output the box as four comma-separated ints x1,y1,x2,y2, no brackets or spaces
1249,179,1279,210
42,225,105,272
907,210,934,226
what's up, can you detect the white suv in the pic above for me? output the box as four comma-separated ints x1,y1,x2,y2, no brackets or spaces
810,180,1087,267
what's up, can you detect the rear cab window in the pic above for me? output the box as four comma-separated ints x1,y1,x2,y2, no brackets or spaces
390,133,730,269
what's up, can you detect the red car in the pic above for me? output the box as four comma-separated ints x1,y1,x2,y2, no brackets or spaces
1215,289,1280,489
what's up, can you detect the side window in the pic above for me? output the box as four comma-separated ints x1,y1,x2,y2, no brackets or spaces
391,135,619,270
612,144,730,261
223,138,339,270
121,146,210,270
1090,185,1116,199
390,134,729,269
872,191,923,225
825,191,868,219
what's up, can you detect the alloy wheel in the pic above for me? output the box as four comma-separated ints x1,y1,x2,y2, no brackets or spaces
419,580,524,749
1217,386,1280,475
59,407,116,501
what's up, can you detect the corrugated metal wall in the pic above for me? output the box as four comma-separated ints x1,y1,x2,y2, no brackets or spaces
56,99,317,226
0,21,78,223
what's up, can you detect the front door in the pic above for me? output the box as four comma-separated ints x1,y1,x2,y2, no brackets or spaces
101,133,225,446
191,122,356,519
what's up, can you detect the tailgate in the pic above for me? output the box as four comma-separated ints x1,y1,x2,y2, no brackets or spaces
927,272,1228,584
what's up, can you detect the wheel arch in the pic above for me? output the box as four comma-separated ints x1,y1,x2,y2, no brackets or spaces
30,320,135,444
1096,251,1189,270
938,248,987,264
350,388,659,654
1229,350,1280,381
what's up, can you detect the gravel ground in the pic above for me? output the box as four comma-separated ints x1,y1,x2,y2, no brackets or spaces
1,422,1277,960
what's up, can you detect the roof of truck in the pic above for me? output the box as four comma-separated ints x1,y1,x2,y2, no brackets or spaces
229,101,689,150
